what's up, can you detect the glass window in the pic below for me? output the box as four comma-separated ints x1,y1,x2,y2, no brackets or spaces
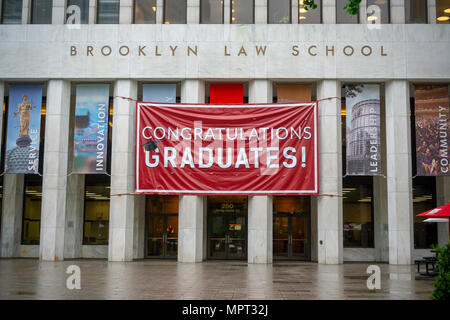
83,175,110,245
1,0,23,24
436,0,450,23
201,0,224,24
22,175,42,245
336,0,358,23
405,0,427,23
299,0,321,24
366,0,389,24
164,0,187,24
231,0,254,24
268,0,291,24
135,0,157,24
343,177,374,248
97,0,120,24
66,0,89,24
31,0,52,24
413,178,438,249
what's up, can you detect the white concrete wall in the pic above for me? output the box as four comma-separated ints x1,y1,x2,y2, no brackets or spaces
52,0,68,24
119,0,133,24
390,0,405,23
255,0,267,24
187,0,200,24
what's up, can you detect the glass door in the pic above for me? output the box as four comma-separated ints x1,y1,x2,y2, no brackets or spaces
209,215,227,259
227,215,246,259
273,215,289,258
291,214,309,259
147,215,164,257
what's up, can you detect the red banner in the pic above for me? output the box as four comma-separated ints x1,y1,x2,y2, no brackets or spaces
135,102,318,195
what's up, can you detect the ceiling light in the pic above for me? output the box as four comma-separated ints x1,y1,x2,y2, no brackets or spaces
299,16,306,20
299,8,308,13
152,6,156,12
437,16,450,21
444,8,450,13
367,15,378,21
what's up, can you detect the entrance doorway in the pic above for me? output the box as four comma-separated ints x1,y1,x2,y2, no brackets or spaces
145,195,179,258
207,196,248,260
273,196,311,260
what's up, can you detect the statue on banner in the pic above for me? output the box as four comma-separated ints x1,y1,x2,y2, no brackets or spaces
14,94,34,147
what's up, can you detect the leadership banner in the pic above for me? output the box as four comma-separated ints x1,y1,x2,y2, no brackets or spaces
73,84,110,174
415,85,450,176
136,102,318,195
345,84,381,176
4,84,42,174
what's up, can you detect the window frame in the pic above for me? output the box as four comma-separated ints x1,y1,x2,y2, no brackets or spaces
133,0,157,24
96,0,120,24
163,0,188,24
298,0,323,24
1,0,23,24
21,175,43,245
366,0,390,24
335,0,360,24
267,0,292,24
200,0,225,24
31,0,53,24
405,0,428,24
230,0,255,24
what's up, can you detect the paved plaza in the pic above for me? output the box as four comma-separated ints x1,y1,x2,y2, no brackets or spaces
0,259,435,300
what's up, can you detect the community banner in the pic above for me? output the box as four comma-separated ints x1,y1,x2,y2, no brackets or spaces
136,102,318,195
73,84,110,174
414,85,450,176
4,84,42,174
345,84,381,176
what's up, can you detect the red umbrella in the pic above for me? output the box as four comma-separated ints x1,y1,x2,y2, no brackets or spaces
416,202,450,218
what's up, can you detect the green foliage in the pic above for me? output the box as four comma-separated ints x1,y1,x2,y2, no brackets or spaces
431,243,450,301
303,0,362,15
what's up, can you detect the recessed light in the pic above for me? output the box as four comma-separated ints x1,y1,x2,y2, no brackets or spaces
367,16,378,21
444,8,450,13
437,16,450,21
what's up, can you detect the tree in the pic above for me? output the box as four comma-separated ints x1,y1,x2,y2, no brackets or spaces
303,0,362,15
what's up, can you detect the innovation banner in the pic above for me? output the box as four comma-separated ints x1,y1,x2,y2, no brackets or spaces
345,84,381,176
414,85,450,176
73,84,110,174
4,84,42,174
136,102,318,195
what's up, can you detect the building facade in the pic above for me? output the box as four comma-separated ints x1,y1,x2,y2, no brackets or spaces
0,0,449,264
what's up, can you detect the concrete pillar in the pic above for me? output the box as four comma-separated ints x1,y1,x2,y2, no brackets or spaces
310,196,318,261
291,0,298,24
224,0,230,24
156,0,163,24
64,175,84,258
0,81,4,160
255,0,267,24
52,0,67,24
108,80,138,261
133,194,145,259
40,80,71,261
359,0,367,24
436,177,450,246
428,0,436,24
316,80,343,265
385,80,413,265
248,79,273,264
390,0,405,24
322,0,336,24
178,79,205,263
89,0,97,24
187,0,200,24
1,175,25,257
22,0,31,24
119,0,133,24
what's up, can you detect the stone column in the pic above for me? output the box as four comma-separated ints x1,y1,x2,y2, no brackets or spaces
248,79,273,264
224,0,231,24
1,175,24,257
292,0,298,24
436,177,450,246
133,194,146,259
108,80,138,262
156,0,163,24
428,0,436,24
255,0,267,24
22,0,31,24
385,80,413,265
390,0,405,24
119,0,133,23
64,175,84,259
322,0,336,24
52,0,67,24
316,80,343,265
89,0,97,24
40,80,71,261
359,0,367,24
0,81,4,158
178,79,205,263
187,0,200,24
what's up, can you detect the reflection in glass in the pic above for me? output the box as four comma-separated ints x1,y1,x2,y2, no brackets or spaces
22,175,42,245
366,0,389,24
436,0,450,24
31,0,53,24
231,0,254,24
97,0,120,24
405,0,427,23
413,178,438,249
336,0,358,23
1,0,23,24
164,0,187,24
299,0,321,24
201,0,224,24
135,0,157,24
67,0,89,24
83,176,110,245
268,0,291,24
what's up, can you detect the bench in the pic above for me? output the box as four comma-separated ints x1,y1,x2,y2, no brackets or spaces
415,257,437,276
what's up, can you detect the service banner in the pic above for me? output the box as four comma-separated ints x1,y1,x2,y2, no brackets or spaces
4,84,42,174
345,84,381,176
136,102,318,195
415,85,450,176
72,84,110,174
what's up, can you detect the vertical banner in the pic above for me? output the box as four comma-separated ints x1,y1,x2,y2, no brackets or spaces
345,84,381,176
4,84,42,174
143,84,176,103
73,84,110,174
415,85,450,176
210,84,243,104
